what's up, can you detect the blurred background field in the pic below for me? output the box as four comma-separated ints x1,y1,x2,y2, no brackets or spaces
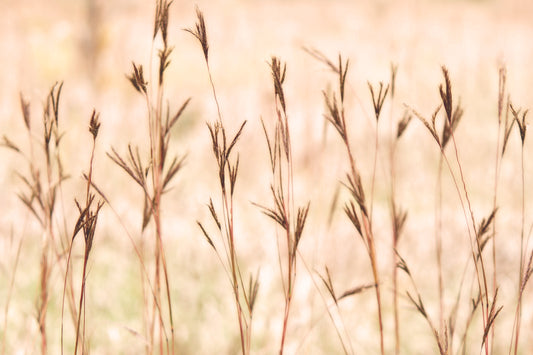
1,0,533,354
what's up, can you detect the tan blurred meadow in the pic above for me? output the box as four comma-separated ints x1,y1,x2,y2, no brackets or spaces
1,0,533,354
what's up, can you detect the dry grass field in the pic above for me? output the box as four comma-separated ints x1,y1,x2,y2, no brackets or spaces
1,0,533,354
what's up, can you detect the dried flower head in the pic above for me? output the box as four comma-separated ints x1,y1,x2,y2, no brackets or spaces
185,6,209,63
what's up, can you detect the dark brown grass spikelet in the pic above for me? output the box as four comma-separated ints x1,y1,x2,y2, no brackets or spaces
89,110,100,139
248,272,260,314
185,6,209,62
127,62,147,94
260,118,277,172
395,251,411,276
319,267,376,304
396,109,412,139
43,82,64,151
301,47,338,73
20,93,31,129
158,47,173,86
293,202,310,254
319,267,337,304
482,289,502,348
441,100,463,149
367,81,389,121
197,221,216,251
476,209,497,257
409,104,442,147
207,198,221,230
206,120,247,194
502,96,514,156
510,103,528,145
270,57,287,114
344,201,362,237
339,283,376,301
392,204,407,244
107,145,147,189
521,251,533,293
338,55,349,103
343,172,366,215
439,66,453,122
323,92,346,141
154,0,172,44
255,186,289,230
73,196,104,253
406,291,428,320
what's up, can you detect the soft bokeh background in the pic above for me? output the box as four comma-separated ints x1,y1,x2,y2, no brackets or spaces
1,0,532,353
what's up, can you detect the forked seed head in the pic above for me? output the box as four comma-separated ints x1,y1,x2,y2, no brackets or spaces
368,81,390,122
127,62,147,95
323,91,347,142
338,54,349,103
510,103,528,145
294,202,310,249
439,66,453,122
185,6,209,63
270,56,287,114
441,100,463,149
154,0,172,44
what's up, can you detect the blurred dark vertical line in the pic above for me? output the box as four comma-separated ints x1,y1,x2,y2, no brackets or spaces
83,0,102,93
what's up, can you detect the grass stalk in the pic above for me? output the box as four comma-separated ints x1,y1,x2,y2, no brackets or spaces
188,7,258,354
110,2,190,352
507,103,528,355
254,57,310,355
489,65,506,350
320,53,385,355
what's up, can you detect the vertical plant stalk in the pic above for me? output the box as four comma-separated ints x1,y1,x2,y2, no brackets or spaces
435,149,445,336
189,8,259,355
410,67,496,354
389,80,411,354
489,65,506,350
322,54,384,355
388,63,400,355
110,2,189,353
367,80,389,222
61,111,104,355
1,227,24,355
1,83,80,354
254,57,310,355
508,104,528,355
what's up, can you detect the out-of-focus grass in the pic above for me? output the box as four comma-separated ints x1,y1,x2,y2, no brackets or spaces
1,0,532,354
